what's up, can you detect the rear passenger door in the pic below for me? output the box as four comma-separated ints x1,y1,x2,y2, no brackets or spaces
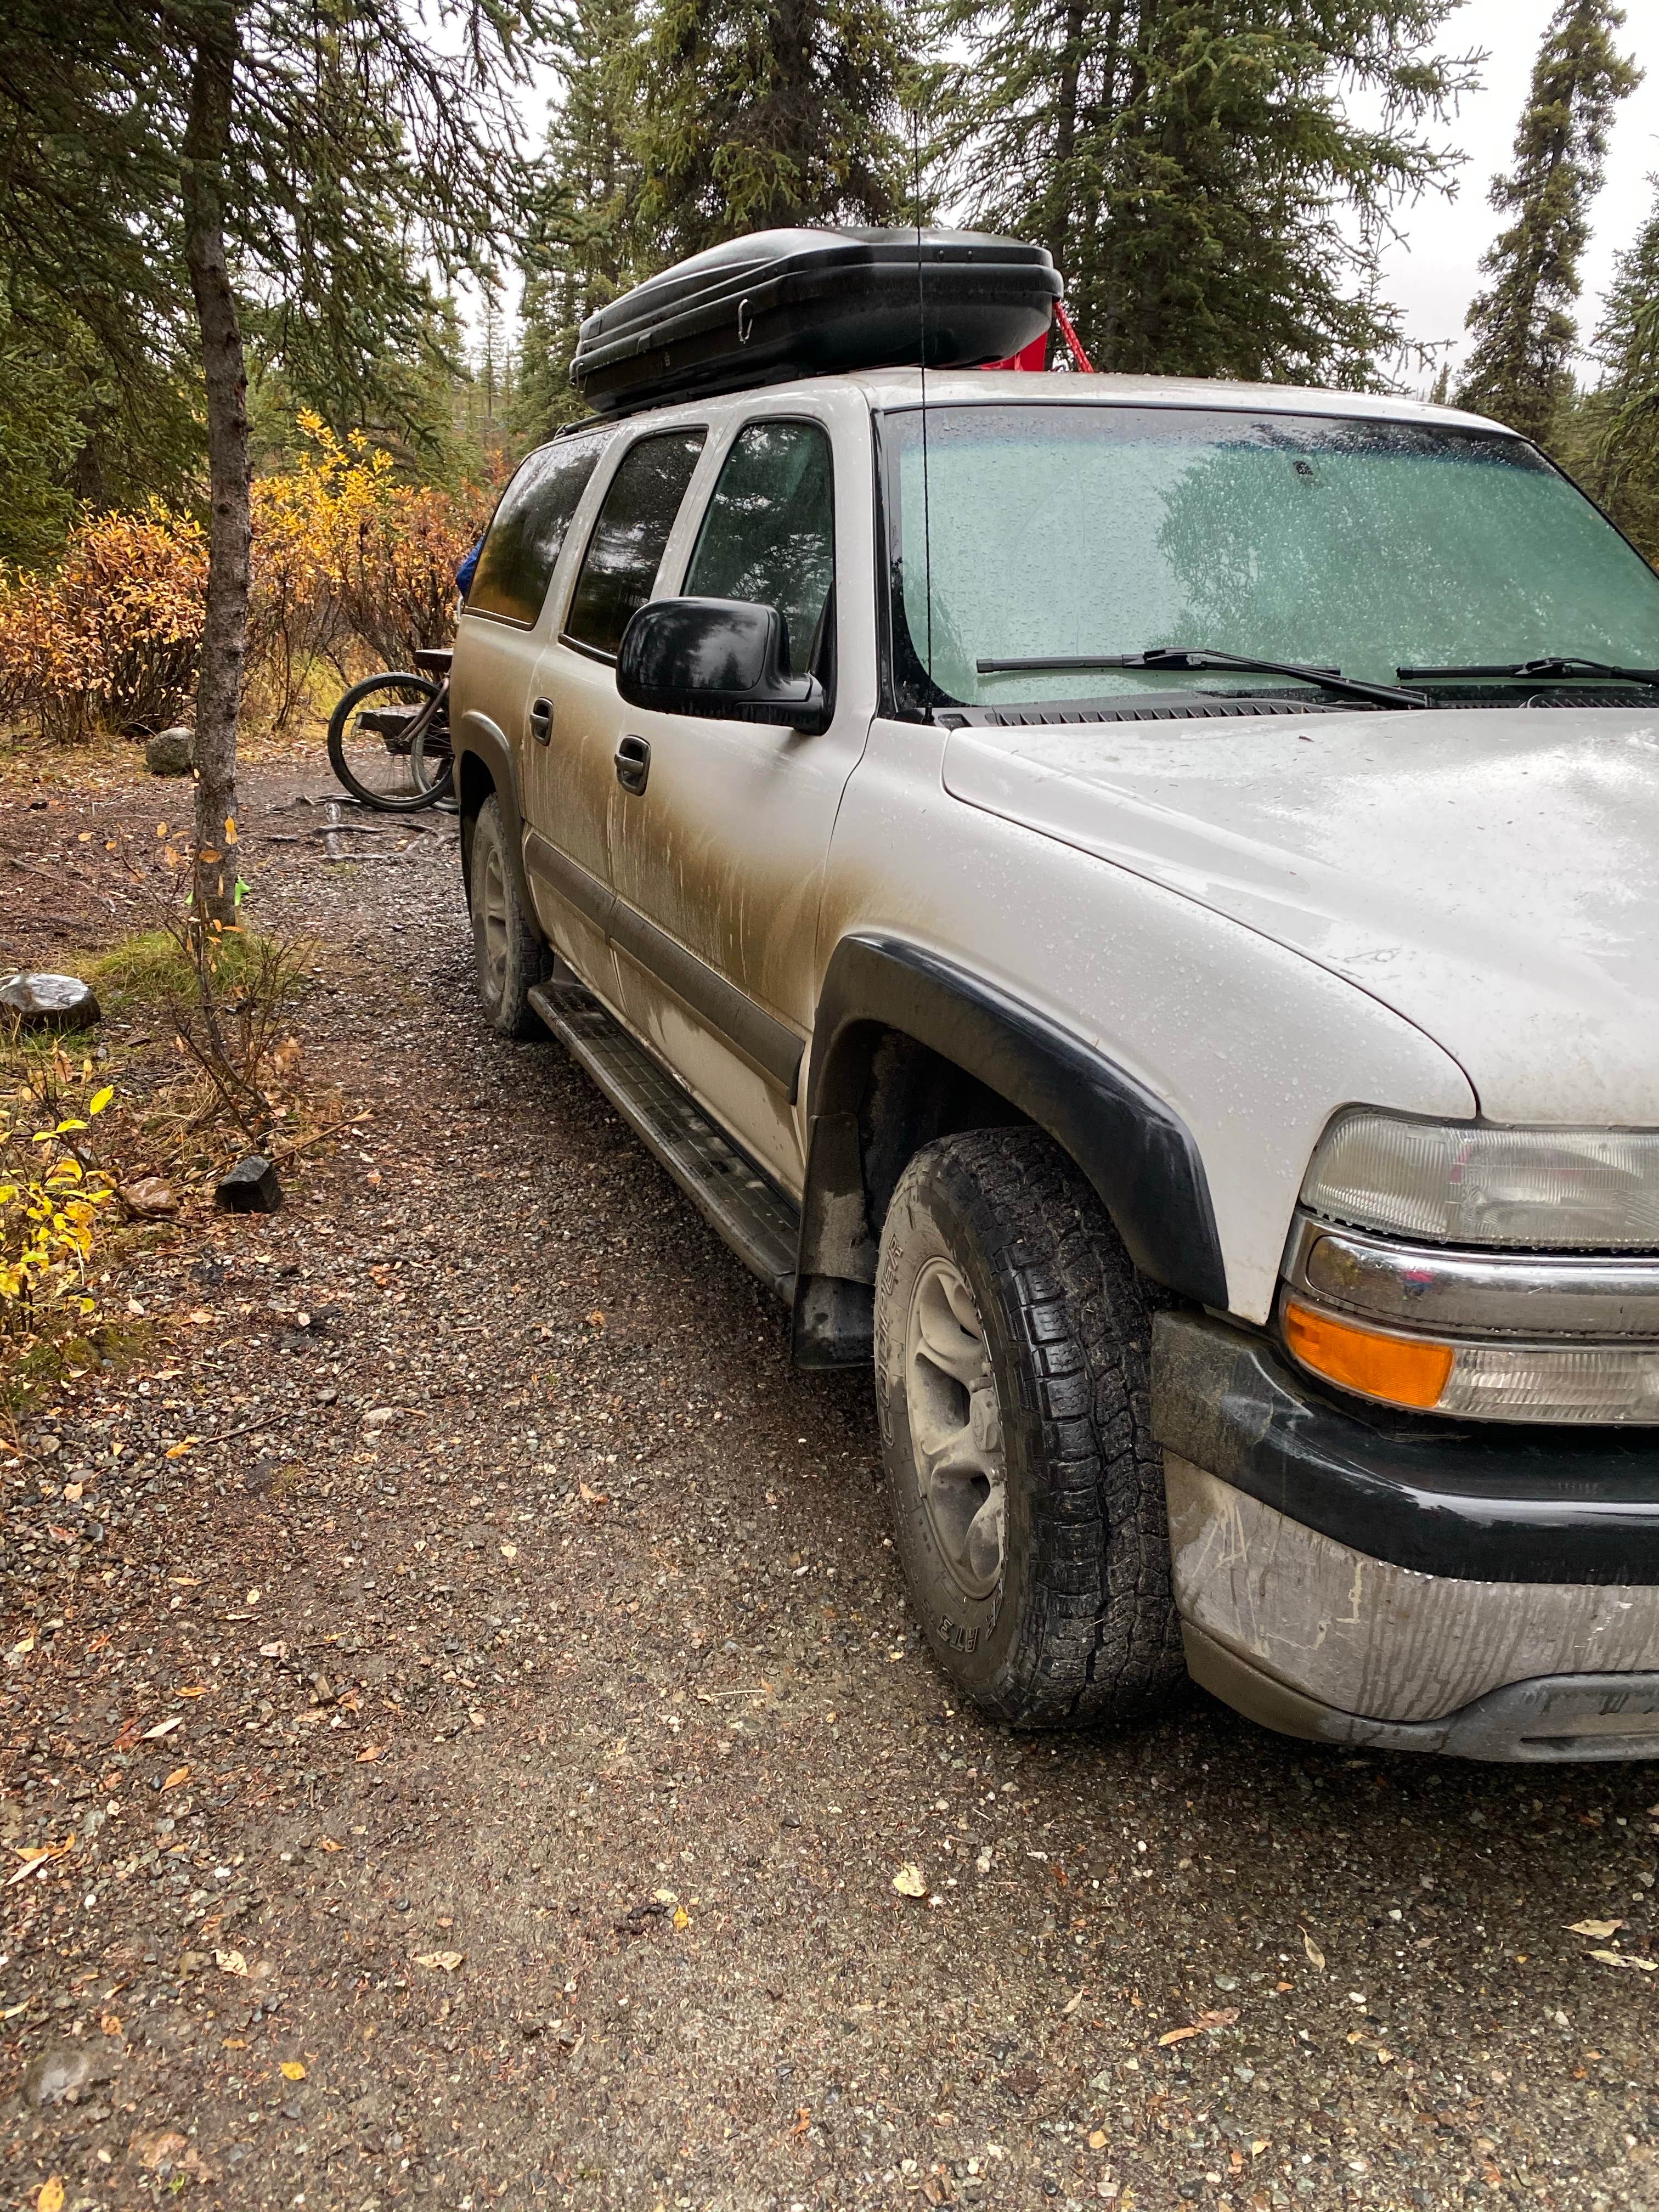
523,426,708,991
455,425,613,961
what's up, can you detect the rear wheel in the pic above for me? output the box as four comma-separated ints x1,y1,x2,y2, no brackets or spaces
874,1126,1184,1729
327,673,441,811
469,794,548,1037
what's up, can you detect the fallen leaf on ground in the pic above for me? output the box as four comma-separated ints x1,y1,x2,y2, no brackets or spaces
355,1743,385,1764
1158,2024,1202,2046
280,2061,306,2081
673,1905,690,1931
162,1767,189,1790
578,1481,608,1505
131,2128,189,2172
500,1542,518,1562
1590,1949,1658,1971
177,1684,209,1699
7,1837,74,1885
1155,2009,1237,2046
314,1836,342,1853
214,1948,248,1976
36,2178,63,2212
1062,1987,1086,2016
415,1951,464,1972
893,1864,927,1898
142,1717,182,1741
1568,1919,1624,1939
1302,1931,1326,1971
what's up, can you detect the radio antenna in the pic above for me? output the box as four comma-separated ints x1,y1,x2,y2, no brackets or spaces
912,109,934,693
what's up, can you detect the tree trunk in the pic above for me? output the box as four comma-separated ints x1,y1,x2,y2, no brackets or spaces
180,11,248,934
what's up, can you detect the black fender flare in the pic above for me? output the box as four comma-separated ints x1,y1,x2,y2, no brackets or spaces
797,935,1228,1340
453,709,539,929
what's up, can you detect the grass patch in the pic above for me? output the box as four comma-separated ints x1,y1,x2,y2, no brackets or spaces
85,928,301,1008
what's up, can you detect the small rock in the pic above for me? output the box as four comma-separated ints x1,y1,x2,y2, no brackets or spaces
216,1155,281,1213
22,2039,106,2108
0,972,100,1031
120,1175,178,1218
145,727,195,776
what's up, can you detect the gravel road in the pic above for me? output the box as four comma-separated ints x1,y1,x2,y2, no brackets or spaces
2,761,1658,2212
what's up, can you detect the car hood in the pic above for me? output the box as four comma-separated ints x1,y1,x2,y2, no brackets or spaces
942,705,1659,1124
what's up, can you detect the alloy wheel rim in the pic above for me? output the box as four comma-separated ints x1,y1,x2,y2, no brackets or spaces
481,845,509,997
903,1255,1007,1599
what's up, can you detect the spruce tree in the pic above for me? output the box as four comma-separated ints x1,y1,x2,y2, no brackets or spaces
1582,178,1659,562
0,0,539,923
631,0,913,263
936,0,1476,385
1454,0,1639,447
515,0,647,442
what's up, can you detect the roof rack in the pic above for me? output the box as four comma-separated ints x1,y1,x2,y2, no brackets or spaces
569,227,1062,416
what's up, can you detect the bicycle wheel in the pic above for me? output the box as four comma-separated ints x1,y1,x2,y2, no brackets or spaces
326,674,442,812
409,702,456,803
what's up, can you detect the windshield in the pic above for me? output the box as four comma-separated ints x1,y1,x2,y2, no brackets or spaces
881,403,1659,712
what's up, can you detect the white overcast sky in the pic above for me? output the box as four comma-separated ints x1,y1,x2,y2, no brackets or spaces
1380,0,1658,383
498,0,1658,389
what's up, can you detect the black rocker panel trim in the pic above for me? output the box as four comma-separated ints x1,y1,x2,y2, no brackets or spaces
524,828,615,935
1154,1311,1659,1586
608,905,804,1101
808,934,1227,1308
523,828,803,1100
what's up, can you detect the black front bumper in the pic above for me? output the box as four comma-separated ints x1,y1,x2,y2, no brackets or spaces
1152,1312,1659,1587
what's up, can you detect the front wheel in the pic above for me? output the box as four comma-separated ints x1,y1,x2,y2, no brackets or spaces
327,673,442,811
874,1126,1184,1729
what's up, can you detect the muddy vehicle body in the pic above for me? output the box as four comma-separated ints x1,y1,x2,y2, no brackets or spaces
450,233,1659,1760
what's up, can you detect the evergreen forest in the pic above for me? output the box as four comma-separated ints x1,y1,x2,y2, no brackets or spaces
0,0,1654,848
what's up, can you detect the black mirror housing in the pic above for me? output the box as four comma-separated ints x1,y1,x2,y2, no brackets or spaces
617,598,828,731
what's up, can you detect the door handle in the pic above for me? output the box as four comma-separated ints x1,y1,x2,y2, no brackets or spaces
529,695,553,744
614,733,651,794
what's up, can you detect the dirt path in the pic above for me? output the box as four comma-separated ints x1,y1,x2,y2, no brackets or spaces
2,760,1658,2212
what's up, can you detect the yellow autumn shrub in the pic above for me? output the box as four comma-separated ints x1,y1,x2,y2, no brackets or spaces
0,505,207,741
0,1076,117,1339
0,415,494,742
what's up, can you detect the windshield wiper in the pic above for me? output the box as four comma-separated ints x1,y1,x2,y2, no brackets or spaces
1397,656,1659,690
976,646,1428,711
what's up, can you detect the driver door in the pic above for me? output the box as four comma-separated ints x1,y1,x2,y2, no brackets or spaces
607,401,873,1190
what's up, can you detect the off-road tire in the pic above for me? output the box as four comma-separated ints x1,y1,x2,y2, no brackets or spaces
469,795,548,1039
874,1126,1185,1729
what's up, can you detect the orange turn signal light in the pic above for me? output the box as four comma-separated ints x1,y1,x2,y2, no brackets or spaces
1283,1301,1454,1410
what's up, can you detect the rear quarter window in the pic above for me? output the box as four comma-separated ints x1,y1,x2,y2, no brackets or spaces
467,430,614,625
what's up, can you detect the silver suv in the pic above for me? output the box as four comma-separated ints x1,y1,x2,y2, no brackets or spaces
452,358,1659,1763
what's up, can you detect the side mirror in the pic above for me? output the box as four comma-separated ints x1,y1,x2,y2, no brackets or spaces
617,598,827,732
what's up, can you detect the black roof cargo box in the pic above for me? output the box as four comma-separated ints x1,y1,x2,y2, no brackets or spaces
571,227,1060,416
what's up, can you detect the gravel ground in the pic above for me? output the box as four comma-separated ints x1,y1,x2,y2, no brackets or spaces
2,760,1659,2212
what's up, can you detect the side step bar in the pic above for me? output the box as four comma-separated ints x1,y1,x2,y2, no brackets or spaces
528,981,800,1304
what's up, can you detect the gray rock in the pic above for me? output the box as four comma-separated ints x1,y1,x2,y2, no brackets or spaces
145,726,195,776
21,2038,112,2108
0,972,100,1030
119,1175,178,1217
216,1154,281,1213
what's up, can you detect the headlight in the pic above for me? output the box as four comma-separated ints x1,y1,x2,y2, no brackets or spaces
1301,1109,1659,1250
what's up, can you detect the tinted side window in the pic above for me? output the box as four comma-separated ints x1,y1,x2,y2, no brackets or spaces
685,420,834,677
564,430,708,658
467,431,613,625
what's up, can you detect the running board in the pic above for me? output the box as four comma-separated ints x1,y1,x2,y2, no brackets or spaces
528,982,799,1304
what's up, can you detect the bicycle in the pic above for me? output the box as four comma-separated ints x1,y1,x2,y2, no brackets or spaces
326,647,455,811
